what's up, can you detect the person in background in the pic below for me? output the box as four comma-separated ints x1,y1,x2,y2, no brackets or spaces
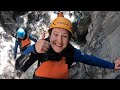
14,27,38,77
14,27,37,60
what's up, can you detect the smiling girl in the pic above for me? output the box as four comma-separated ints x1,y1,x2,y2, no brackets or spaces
15,11,120,79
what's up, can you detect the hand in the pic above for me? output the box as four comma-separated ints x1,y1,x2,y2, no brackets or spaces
35,33,50,53
114,57,120,70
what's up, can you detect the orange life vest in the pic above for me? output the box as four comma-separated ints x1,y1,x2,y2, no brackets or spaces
35,57,69,79
21,37,31,48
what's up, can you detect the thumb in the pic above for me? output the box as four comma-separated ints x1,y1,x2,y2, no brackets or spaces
41,32,45,40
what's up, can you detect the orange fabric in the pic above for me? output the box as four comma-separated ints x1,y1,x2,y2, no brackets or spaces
35,57,69,79
21,38,31,48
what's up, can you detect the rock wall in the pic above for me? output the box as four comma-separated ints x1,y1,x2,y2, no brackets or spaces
81,11,120,79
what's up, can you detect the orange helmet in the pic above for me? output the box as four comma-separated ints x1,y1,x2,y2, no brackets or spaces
49,11,73,35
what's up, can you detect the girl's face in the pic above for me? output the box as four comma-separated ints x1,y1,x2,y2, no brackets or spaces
50,28,69,53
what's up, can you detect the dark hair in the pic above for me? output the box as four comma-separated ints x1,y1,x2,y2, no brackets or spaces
48,28,72,40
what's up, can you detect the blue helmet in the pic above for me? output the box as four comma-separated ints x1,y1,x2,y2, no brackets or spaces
17,28,25,39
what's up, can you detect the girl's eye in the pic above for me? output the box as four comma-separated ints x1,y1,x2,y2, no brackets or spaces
63,35,68,38
54,34,58,36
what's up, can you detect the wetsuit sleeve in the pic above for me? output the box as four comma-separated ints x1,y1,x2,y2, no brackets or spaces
14,40,19,60
22,44,36,55
29,34,37,43
73,48,115,69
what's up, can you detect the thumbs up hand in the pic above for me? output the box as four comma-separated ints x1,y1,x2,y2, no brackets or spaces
35,33,50,53
114,57,120,70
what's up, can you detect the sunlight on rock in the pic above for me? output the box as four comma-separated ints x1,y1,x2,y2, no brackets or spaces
0,27,15,77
